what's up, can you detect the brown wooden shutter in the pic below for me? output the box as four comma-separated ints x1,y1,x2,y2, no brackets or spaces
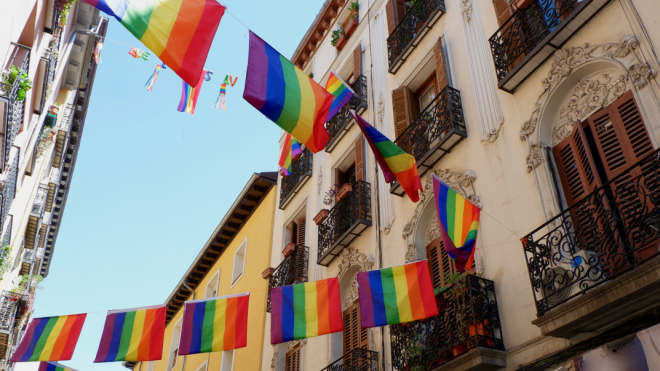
433,38,448,92
425,237,456,289
386,0,396,34
285,345,301,371
353,44,362,77
343,301,368,355
297,217,306,246
392,86,418,139
492,0,512,27
355,135,364,181
334,168,345,187
291,221,298,244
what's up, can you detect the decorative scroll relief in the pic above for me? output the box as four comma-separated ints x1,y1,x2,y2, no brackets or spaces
426,212,441,245
525,142,544,173
338,248,375,310
460,0,473,22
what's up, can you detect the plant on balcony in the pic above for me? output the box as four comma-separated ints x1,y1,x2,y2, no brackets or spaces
1,66,33,101
0,243,12,277
323,183,342,206
330,27,345,47
56,0,78,26
36,127,56,159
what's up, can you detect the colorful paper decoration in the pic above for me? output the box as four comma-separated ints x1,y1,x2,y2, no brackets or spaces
177,70,206,115
243,31,334,154
39,361,78,371
433,176,480,272
11,314,87,362
145,64,163,91
357,261,438,328
94,305,166,362
128,47,150,60
228,75,238,87
325,71,355,121
81,0,225,87
214,75,228,111
278,134,302,176
179,293,250,354
204,71,213,81
270,278,343,345
94,41,103,64
351,112,423,202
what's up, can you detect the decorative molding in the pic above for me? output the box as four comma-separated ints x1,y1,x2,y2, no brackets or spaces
460,0,473,22
317,166,323,195
344,279,360,310
426,212,441,245
286,339,307,352
525,142,544,172
338,247,374,310
270,346,277,369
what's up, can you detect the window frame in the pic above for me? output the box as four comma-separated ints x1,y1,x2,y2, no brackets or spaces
220,349,235,371
167,318,183,371
205,269,221,298
231,238,248,288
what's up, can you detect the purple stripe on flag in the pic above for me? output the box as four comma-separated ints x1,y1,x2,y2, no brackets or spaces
356,272,374,328
353,113,396,182
94,312,116,362
270,288,283,344
243,32,270,112
179,302,195,355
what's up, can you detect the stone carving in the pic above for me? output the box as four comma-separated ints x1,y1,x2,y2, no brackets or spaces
270,347,277,369
611,35,638,58
460,0,473,22
344,279,360,310
317,166,323,195
377,93,385,128
426,211,441,245
338,247,375,277
629,63,654,89
286,339,307,352
526,142,544,173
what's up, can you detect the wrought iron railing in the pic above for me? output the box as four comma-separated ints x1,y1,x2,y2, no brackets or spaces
321,348,379,371
1,44,30,170
1,152,20,230
266,245,309,312
0,291,28,331
37,28,62,114
30,185,49,218
318,181,372,263
390,275,504,369
279,148,313,209
2,215,12,245
326,75,369,151
522,149,660,316
387,0,445,73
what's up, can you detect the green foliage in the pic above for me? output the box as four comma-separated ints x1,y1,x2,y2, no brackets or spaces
0,243,11,278
12,275,44,294
56,0,78,26
349,2,359,12
1,66,32,101
308,72,314,79
330,27,345,47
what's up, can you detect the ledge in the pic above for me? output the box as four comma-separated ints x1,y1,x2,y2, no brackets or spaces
432,348,506,371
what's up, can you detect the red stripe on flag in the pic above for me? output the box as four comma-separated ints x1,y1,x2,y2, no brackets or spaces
327,278,343,333
150,307,166,360
234,296,249,349
404,263,426,321
416,262,439,318
59,314,86,360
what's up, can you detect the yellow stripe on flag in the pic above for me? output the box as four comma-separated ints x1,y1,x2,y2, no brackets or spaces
454,196,465,244
391,266,413,323
305,283,318,338
212,299,227,351
126,310,146,360
140,0,185,56
290,69,315,145
40,316,68,360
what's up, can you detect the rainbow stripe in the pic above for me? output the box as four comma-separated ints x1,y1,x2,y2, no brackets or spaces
179,293,250,354
10,314,87,362
352,112,422,202
94,41,103,64
433,176,480,272
177,70,206,115
357,261,438,328
94,305,166,362
81,0,225,87
244,31,334,153
279,134,294,176
38,361,77,371
145,64,162,91
270,278,343,344
325,71,354,121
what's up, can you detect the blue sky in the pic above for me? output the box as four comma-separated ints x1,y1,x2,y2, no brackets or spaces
31,1,323,370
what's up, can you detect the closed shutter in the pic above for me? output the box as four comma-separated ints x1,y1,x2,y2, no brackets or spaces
392,86,418,139
386,0,396,34
355,135,364,181
285,345,301,371
433,38,448,92
493,0,512,27
425,237,456,289
33,258,41,274
353,44,362,77
297,217,306,246
343,301,368,356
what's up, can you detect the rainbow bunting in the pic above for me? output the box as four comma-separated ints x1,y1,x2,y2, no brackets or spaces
278,134,303,176
244,31,334,153
39,361,78,371
94,305,166,362
433,176,480,272
81,0,225,87
10,314,87,362
145,64,163,91
270,277,343,345
94,41,103,64
178,70,206,115
351,112,423,202
357,261,438,328
179,293,250,354
325,71,354,121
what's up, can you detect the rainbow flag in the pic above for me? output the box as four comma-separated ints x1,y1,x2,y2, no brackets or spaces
270,278,343,345
39,361,77,371
81,0,225,87
94,41,103,64
244,31,334,153
325,71,354,121
178,70,206,115
10,314,87,362
352,112,423,202
278,134,303,176
357,261,438,328
433,176,480,272
179,293,250,354
94,305,166,362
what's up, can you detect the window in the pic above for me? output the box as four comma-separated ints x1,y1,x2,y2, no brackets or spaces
220,350,235,371
417,80,436,113
343,301,368,355
285,345,301,371
231,239,247,287
194,361,208,371
206,269,220,298
167,319,182,371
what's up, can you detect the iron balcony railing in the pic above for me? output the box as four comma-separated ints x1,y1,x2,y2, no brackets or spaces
0,291,28,331
1,215,11,245
391,86,467,196
30,184,49,219
266,245,309,312
0,152,20,231
321,348,379,371
36,28,62,115
387,0,445,74
1,43,31,172
325,75,369,152
318,181,372,266
390,275,504,369
522,148,660,316
279,148,313,210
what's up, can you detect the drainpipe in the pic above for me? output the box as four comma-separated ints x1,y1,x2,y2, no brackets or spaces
180,282,195,371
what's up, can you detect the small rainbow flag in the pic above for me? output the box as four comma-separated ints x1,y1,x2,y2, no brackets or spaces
325,71,354,121
278,134,303,176
39,361,77,371
94,305,166,362
433,175,480,272
179,293,250,355
178,70,206,115
10,314,87,362
357,261,438,328
270,278,343,344
352,112,423,202
94,41,103,64
244,31,334,153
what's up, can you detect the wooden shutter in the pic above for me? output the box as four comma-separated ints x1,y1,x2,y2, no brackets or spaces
353,44,362,77
433,38,448,92
297,217,306,246
425,237,456,289
355,135,364,181
343,301,368,355
392,86,418,139
386,0,396,34
492,0,512,27
285,345,301,371
334,168,346,187
291,221,298,244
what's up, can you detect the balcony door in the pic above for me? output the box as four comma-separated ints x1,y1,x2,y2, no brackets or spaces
426,236,475,289
343,301,368,361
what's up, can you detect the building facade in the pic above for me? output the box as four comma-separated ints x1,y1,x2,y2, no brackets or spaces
263,0,660,370
0,0,107,368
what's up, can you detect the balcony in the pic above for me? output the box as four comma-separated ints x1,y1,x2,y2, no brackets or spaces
0,150,20,230
489,0,611,93
391,86,467,197
1,43,30,171
387,0,446,74
1,215,12,245
390,275,505,371
317,180,372,266
34,28,62,115
279,149,313,210
321,348,379,371
266,245,309,312
522,149,660,338
25,185,49,251
0,291,29,359
325,75,368,153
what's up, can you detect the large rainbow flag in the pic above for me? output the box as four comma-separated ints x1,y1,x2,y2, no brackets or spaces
11,314,87,362
179,293,250,354
278,134,303,176
270,278,343,344
244,31,334,153
352,112,423,202
357,261,438,328
81,0,225,87
433,175,480,272
39,361,78,371
177,70,206,115
94,305,166,362
325,71,354,121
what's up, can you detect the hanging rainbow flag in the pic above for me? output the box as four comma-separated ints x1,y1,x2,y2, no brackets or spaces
10,314,87,362
39,361,78,371
278,134,302,176
81,0,225,87
244,31,334,153
270,278,343,344
357,261,438,328
215,78,227,111
94,305,166,362
325,71,354,121
433,175,480,272
179,293,250,354
352,112,422,202
94,41,103,64
145,65,163,91
178,70,206,115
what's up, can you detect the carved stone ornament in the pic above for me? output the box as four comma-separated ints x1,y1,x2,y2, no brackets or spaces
338,248,375,310
460,0,473,22
377,93,385,127
286,339,307,352
525,142,544,172
270,347,277,369
426,212,441,245
317,166,323,195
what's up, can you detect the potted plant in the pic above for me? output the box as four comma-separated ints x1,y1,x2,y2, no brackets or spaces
344,2,359,36
50,103,60,115
262,267,275,279
336,183,352,201
55,0,78,26
336,31,348,50
314,209,330,225
330,28,344,48
283,242,296,258
1,66,33,101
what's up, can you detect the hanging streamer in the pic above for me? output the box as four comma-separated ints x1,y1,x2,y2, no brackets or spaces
177,70,206,115
214,75,229,111
94,41,103,64
145,64,163,91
